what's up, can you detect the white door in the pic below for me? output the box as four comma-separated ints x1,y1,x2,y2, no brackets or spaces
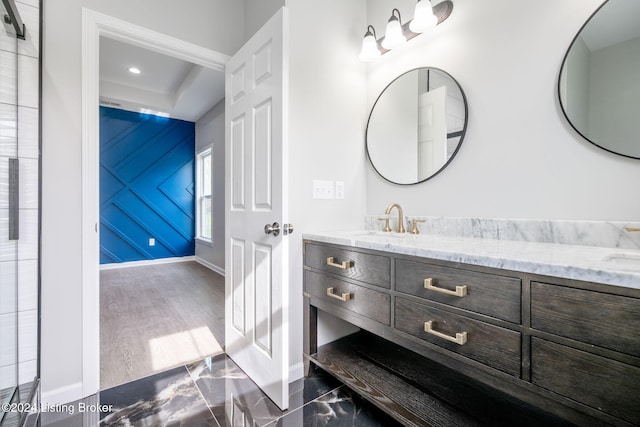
417,86,447,180
225,8,290,410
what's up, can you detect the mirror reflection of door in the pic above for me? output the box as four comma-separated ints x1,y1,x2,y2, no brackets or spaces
418,86,447,180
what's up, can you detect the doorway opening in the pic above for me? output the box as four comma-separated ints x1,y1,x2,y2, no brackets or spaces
81,9,229,394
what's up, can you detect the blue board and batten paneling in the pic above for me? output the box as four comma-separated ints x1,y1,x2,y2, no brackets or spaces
100,107,195,264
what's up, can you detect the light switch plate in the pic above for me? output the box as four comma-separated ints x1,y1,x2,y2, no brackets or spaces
312,180,334,199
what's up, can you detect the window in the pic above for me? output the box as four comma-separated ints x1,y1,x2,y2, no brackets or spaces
196,147,212,241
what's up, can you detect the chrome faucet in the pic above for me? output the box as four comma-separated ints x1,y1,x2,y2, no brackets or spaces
385,203,405,233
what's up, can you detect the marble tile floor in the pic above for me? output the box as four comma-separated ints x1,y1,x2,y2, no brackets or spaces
41,353,401,427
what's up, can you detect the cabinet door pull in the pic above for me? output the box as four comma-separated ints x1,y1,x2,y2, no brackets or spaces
424,278,467,297
326,287,351,302
424,320,467,345
326,257,354,269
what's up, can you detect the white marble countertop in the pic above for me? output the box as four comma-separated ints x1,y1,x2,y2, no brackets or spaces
303,230,640,290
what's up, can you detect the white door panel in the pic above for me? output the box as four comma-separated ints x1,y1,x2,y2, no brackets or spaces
230,239,245,334
418,86,447,179
225,7,289,410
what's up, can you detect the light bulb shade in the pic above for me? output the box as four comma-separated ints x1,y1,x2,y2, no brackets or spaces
359,31,381,61
409,0,438,33
381,16,406,49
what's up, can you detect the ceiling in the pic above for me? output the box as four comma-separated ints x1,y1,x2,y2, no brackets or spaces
99,37,225,122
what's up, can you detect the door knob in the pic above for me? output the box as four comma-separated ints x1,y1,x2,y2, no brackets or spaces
283,223,294,235
264,222,280,237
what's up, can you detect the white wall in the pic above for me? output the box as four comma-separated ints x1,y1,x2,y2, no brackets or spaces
41,0,244,401
285,0,368,377
365,0,640,221
195,100,225,272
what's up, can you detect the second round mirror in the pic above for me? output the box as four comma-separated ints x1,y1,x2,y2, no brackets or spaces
559,0,640,159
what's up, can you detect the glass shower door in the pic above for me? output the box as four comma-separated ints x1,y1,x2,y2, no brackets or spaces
0,0,19,418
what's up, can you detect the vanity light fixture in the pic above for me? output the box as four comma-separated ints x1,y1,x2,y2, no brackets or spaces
359,0,453,62
128,67,141,74
358,25,382,61
381,9,407,50
410,0,438,33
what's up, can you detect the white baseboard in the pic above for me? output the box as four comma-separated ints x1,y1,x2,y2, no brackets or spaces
289,361,304,383
99,256,196,270
194,257,225,276
41,381,84,406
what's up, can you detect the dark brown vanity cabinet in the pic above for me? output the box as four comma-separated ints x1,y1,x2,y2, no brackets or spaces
530,282,640,425
394,297,522,376
304,269,391,325
304,242,391,288
303,240,640,427
395,259,522,323
530,282,640,355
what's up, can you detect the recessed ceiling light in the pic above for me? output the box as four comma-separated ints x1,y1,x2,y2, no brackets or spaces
128,67,141,74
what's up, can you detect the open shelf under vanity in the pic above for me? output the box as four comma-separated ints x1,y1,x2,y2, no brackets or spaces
308,331,569,427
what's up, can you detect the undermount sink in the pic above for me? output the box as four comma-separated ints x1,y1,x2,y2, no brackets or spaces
602,252,640,269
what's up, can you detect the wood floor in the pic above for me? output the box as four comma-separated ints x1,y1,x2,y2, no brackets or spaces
100,261,225,390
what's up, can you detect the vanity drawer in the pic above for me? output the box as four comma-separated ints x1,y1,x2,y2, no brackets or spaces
531,282,640,356
395,259,521,323
531,338,640,425
304,270,391,325
305,243,391,288
394,297,521,376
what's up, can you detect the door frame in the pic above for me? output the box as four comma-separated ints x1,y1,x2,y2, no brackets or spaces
80,9,229,396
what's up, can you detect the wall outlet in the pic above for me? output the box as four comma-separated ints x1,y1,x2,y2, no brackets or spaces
335,181,344,199
312,180,334,199
149,238,155,247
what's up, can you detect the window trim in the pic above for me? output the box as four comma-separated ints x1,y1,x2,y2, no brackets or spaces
196,146,213,242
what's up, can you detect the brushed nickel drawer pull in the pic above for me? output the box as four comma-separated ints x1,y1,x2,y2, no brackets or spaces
326,257,354,269
326,287,351,302
424,320,467,345
424,278,467,297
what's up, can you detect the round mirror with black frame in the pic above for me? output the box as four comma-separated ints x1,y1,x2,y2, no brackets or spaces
559,0,640,159
366,67,468,185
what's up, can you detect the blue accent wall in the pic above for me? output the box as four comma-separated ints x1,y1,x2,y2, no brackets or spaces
100,107,195,264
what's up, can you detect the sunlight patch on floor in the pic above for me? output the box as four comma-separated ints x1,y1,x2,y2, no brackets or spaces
149,326,223,371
